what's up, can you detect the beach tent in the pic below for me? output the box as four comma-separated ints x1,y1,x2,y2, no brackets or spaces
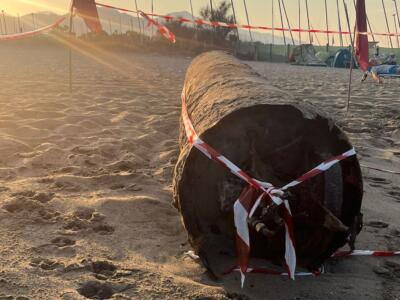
289,44,327,67
333,49,357,68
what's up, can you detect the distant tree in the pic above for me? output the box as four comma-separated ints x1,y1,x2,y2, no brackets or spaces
164,20,197,40
199,0,236,45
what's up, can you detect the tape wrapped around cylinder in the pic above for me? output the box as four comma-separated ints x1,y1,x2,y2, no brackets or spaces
173,51,363,275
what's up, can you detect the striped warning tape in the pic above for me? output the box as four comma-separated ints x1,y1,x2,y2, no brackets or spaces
181,87,357,287
140,11,176,43
333,250,400,257
95,2,400,38
94,3,175,43
225,250,400,278
181,88,296,286
0,17,66,41
223,265,325,277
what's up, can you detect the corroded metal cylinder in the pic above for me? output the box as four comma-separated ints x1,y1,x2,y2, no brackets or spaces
173,51,363,274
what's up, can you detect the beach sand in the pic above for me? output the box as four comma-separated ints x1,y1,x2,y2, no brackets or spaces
0,42,399,299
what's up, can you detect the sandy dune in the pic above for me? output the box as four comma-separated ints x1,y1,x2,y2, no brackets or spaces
0,42,399,299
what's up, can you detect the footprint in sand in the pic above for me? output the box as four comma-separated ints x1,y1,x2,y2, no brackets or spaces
384,260,400,278
30,257,64,271
3,191,60,222
77,281,133,299
61,207,114,236
387,188,400,202
0,186,9,193
32,241,77,258
32,235,77,259
373,260,400,279
90,261,122,281
33,192,55,203
92,224,115,235
364,176,392,187
366,220,389,229
51,237,76,247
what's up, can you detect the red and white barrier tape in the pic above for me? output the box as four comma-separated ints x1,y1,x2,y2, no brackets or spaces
181,88,357,287
96,2,136,13
0,17,66,41
333,250,400,257
147,14,400,38
96,3,175,43
140,11,176,43
96,2,137,13
181,89,296,285
96,2,176,43
95,2,400,38
225,249,400,278
224,265,324,277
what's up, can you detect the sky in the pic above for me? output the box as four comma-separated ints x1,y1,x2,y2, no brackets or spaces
1,0,400,47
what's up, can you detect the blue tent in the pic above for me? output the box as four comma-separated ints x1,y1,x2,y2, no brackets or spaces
332,49,357,69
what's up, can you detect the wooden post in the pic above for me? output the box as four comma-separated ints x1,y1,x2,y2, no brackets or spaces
151,0,154,39
366,16,375,43
394,0,400,45
134,0,143,43
324,0,329,50
343,1,356,113
130,16,134,32
343,1,354,47
230,0,239,56
13,16,17,33
281,0,295,45
32,13,36,30
2,10,8,35
243,0,254,42
189,0,195,20
119,15,122,35
394,14,400,48
69,5,74,93
278,0,286,46
209,0,216,44
271,0,274,61
382,0,394,48
305,0,312,44
337,0,343,47
18,14,22,33
230,0,240,41
0,13,3,35
272,0,275,45
298,0,301,44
